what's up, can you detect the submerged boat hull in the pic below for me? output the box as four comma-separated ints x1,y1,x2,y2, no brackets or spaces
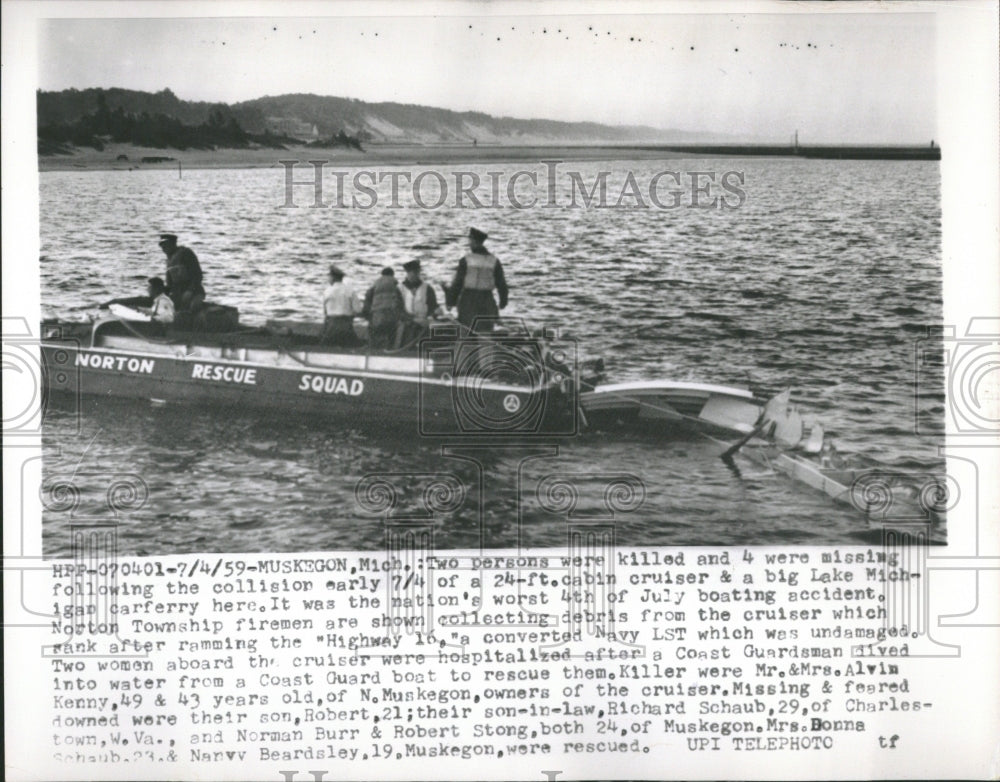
733,443,942,525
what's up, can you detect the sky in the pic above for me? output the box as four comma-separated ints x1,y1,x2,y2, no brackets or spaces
38,6,937,144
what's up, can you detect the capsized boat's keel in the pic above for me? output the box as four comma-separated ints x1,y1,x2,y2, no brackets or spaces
580,380,763,438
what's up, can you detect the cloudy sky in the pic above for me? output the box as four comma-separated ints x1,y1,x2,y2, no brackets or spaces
38,6,935,143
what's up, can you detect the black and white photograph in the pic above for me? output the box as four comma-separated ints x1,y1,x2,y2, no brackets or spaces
33,7,951,554
3,2,999,781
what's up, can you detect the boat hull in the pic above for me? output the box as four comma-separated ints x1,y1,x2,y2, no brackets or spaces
580,380,763,438
730,442,943,525
40,338,574,437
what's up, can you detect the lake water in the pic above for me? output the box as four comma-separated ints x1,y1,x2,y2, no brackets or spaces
38,157,945,553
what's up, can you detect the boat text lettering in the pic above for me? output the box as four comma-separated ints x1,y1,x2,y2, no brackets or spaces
191,364,258,385
76,353,155,374
298,374,364,396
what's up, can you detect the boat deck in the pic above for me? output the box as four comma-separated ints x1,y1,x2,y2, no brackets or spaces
41,317,557,380
44,318,440,353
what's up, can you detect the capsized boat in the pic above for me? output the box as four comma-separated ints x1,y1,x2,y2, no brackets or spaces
581,381,944,525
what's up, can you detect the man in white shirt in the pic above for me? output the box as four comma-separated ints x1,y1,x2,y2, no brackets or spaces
144,277,175,324
321,265,362,346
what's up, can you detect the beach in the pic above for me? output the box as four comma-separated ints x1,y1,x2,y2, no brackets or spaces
37,140,941,172
37,142,705,172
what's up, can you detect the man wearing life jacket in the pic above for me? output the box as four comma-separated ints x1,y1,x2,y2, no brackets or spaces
399,259,443,345
445,227,508,334
363,267,405,350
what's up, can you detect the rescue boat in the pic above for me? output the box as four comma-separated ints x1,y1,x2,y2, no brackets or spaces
40,302,769,439
38,306,943,524
40,309,579,438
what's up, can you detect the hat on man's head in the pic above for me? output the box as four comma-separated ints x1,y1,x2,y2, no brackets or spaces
158,233,178,247
329,264,345,279
468,227,488,243
402,259,421,272
381,266,395,276
147,276,166,291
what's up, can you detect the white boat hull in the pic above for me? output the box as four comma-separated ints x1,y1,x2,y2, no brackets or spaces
580,380,762,437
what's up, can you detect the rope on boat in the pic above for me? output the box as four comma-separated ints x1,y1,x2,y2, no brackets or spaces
111,316,177,345
111,316,270,348
275,346,351,370
382,327,427,354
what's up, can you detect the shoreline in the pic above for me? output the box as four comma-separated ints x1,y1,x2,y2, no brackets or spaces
38,143,698,172
36,142,940,172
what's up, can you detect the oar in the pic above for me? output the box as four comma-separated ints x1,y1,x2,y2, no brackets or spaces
720,419,772,462
719,388,790,461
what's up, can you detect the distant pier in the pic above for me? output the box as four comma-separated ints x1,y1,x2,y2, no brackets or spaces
641,144,941,161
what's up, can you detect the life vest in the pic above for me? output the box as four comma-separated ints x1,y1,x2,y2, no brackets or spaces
464,252,497,291
370,276,401,314
400,282,430,320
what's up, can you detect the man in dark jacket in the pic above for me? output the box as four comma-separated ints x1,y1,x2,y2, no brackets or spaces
159,233,205,313
363,267,405,350
445,227,508,334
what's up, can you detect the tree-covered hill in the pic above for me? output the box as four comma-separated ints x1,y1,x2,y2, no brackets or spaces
37,86,711,150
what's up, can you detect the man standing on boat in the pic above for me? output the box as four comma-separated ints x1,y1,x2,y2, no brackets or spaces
321,265,362,346
445,227,508,334
363,267,405,350
399,258,443,345
159,233,205,314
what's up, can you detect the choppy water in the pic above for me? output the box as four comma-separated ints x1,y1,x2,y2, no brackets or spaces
39,157,945,553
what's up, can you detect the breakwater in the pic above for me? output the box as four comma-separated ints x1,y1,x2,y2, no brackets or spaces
643,144,940,161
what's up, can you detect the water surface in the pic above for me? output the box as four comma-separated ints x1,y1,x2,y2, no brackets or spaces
39,158,945,553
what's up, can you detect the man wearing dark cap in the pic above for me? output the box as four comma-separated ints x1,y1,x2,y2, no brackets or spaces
445,227,508,333
362,267,405,350
321,265,362,346
158,233,205,314
399,259,443,345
